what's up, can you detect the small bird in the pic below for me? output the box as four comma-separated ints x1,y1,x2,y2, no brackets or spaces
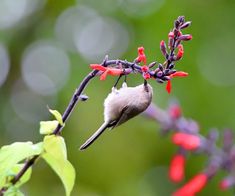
80,81,153,150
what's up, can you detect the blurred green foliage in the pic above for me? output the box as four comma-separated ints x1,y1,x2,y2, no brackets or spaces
0,0,235,195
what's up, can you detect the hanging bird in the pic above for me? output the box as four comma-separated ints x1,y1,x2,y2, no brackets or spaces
80,81,153,150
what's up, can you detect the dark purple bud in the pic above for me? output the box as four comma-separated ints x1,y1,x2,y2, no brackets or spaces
180,21,192,29
154,67,160,73
156,78,164,83
158,63,163,71
148,61,157,68
168,69,176,75
174,20,180,28
79,94,89,101
178,34,193,41
164,69,170,75
163,76,171,81
178,16,185,24
157,71,163,78
169,63,175,69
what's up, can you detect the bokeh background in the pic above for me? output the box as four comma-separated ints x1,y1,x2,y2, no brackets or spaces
0,0,235,195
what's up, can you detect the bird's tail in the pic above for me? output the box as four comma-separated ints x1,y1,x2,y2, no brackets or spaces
80,122,108,150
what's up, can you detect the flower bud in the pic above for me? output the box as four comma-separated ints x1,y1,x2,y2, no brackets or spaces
173,173,208,196
180,21,192,29
169,154,185,182
172,133,201,150
178,34,193,41
160,40,168,57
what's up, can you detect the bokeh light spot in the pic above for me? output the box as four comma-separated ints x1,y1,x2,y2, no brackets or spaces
10,79,57,123
198,34,235,86
0,0,45,29
55,5,98,52
74,17,130,61
21,40,70,95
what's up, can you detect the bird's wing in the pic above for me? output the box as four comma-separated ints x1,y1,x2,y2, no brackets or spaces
112,105,140,129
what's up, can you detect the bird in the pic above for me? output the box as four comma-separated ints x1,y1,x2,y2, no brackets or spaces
80,81,153,150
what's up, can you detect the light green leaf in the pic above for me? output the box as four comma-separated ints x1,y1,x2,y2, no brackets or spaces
48,108,64,126
39,120,58,135
6,164,32,188
43,135,67,160
42,135,75,196
0,142,43,185
4,186,24,196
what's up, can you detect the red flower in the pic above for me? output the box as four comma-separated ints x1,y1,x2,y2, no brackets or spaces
136,46,147,65
169,154,185,183
141,65,149,72
90,64,123,80
166,80,172,94
166,71,188,94
176,44,184,60
173,173,208,196
143,72,151,80
172,133,201,150
170,71,189,78
141,65,151,80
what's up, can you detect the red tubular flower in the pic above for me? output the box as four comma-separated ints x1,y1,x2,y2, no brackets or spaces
90,64,123,80
136,46,147,64
172,133,201,150
169,154,185,183
90,64,106,71
173,173,208,196
166,80,172,94
166,71,188,94
170,71,189,78
176,44,184,60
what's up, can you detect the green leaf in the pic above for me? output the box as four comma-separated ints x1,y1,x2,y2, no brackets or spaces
43,135,67,160
39,120,58,135
6,164,32,188
0,142,43,186
48,108,64,126
4,186,24,196
42,135,75,196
